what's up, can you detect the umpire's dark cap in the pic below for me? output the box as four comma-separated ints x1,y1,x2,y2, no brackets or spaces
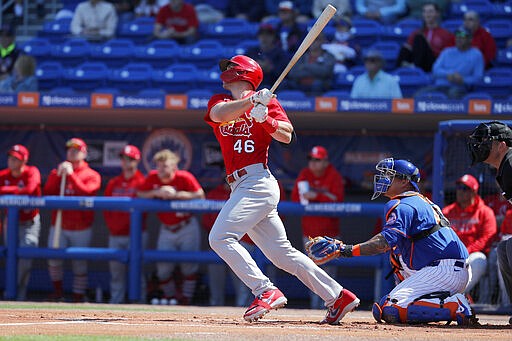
478,121,512,143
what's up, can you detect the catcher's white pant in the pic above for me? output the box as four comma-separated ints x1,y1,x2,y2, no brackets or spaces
209,163,342,306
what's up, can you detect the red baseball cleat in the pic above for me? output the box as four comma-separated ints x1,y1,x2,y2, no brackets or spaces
321,289,360,325
243,288,288,322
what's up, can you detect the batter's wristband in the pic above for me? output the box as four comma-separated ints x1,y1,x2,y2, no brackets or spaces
261,116,278,134
352,244,361,256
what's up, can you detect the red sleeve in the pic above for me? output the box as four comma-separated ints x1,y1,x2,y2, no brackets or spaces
406,29,420,46
43,170,60,195
155,6,167,25
481,31,497,66
500,210,512,235
205,94,232,126
468,206,497,254
268,98,291,124
16,166,41,195
138,172,158,191
185,4,199,28
104,178,115,197
67,169,101,195
180,171,203,192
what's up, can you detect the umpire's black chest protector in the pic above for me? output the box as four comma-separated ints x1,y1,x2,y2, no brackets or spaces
497,149,512,203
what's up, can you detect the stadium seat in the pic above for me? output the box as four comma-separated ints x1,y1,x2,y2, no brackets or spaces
117,21,154,44
474,67,512,98
63,62,109,92
462,92,493,101
384,18,422,43
449,0,495,20
189,0,229,11
132,16,156,25
496,46,512,66
108,63,153,93
203,18,256,46
93,87,121,95
197,67,225,93
50,38,91,67
38,18,72,43
323,90,350,99
227,39,260,56
350,18,384,48
47,87,77,95
275,90,308,101
369,41,401,70
414,90,448,100
151,63,199,93
134,40,180,68
334,65,367,91
21,37,52,64
35,62,64,91
494,1,512,19
484,19,512,49
441,19,463,34
138,88,166,96
89,39,135,68
392,67,431,97
179,39,225,69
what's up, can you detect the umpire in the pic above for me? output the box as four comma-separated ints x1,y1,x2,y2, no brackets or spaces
468,120,512,324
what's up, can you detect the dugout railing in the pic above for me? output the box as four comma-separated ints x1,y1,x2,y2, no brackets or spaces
0,196,388,303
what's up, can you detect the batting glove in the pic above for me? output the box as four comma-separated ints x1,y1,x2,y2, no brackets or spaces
250,88,273,106
250,103,268,123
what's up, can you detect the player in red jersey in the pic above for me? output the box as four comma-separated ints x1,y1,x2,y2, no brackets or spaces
104,145,147,304
44,138,101,302
0,144,42,300
137,149,204,305
204,55,359,324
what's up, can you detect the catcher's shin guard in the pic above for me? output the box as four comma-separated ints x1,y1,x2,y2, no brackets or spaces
372,295,389,323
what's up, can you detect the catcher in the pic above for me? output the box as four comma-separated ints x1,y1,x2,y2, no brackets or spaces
306,158,479,325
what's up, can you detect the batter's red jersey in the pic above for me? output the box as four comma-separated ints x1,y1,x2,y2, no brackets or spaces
156,3,199,32
138,169,203,225
0,165,41,221
205,94,291,174
104,170,146,236
291,164,344,237
44,161,101,230
442,195,498,255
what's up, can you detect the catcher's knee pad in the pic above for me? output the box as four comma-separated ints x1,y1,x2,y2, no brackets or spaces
406,301,452,324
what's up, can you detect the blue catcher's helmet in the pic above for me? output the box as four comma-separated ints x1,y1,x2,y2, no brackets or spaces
372,158,420,200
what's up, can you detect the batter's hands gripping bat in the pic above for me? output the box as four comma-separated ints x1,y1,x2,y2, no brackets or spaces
52,173,66,248
270,4,337,94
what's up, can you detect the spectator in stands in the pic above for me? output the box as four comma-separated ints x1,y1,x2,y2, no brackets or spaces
202,180,254,307
0,55,38,93
442,174,498,303
0,145,42,301
463,10,497,69
287,33,336,95
396,2,454,72
355,0,407,24
415,27,484,99
137,149,205,305
266,0,313,22
0,24,19,81
291,146,345,309
404,0,449,20
246,24,288,89
227,1,267,22
320,15,358,74
313,0,352,18
70,0,118,41
350,49,403,98
110,0,136,22
135,0,161,17
153,0,199,44
275,1,307,57
44,138,101,302
103,145,147,304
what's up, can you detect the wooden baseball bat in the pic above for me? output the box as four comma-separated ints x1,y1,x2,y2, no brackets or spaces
270,4,337,94
51,172,67,248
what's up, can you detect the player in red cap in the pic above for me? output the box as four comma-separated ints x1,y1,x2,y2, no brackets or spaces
204,55,359,324
103,145,146,303
291,145,345,309
442,174,498,302
44,137,101,302
0,144,41,300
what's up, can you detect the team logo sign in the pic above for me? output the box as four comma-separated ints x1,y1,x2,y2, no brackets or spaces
141,128,193,172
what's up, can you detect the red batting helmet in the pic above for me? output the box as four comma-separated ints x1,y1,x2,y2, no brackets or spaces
219,55,263,90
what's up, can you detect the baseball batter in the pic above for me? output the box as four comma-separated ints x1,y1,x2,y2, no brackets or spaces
306,158,478,325
0,144,42,300
204,55,359,324
104,145,147,304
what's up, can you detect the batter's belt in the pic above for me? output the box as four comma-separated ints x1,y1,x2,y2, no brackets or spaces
163,218,191,233
226,163,268,184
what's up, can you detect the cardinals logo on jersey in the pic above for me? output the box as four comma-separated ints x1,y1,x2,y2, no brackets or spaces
219,115,253,138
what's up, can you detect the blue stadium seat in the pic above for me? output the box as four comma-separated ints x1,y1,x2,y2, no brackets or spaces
63,62,109,92
226,40,260,56
414,90,448,100
496,47,512,66
51,38,91,67
384,18,422,43
35,62,64,91
275,90,308,101
350,18,384,48
47,87,77,95
138,88,166,96
93,87,121,95
334,65,367,91
369,41,401,70
462,91,493,101
484,19,512,49
197,67,225,93
189,0,229,11
186,89,213,98
134,40,180,68
38,18,72,44
21,37,52,64
151,63,199,93
117,21,154,44
392,67,431,97
323,90,350,99
108,63,153,93
441,19,463,34
474,67,512,98
179,39,225,68
132,16,156,25
494,1,512,19
203,18,256,46
449,0,495,20
89,39,135,68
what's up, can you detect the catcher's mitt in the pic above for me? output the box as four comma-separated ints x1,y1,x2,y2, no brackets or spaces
305,236,344,265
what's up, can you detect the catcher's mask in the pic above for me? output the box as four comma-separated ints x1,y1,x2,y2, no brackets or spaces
219,55,263,90
467,121,512,165
372,158,420,200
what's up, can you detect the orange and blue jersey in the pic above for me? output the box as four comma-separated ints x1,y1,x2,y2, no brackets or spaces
380,191,469,270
